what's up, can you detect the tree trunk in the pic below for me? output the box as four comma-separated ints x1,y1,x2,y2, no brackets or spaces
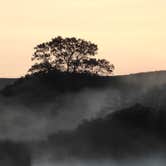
73,65,76,73
67,63,70,72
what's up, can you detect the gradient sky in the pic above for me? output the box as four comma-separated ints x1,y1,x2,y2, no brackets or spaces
0,0,166,77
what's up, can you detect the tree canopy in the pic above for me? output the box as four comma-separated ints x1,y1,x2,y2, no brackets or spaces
28,36,115,76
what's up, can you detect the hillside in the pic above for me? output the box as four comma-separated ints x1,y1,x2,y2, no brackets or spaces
0,71,166,97
35,104,166,160
0,71,165,139
0,70,166,110
0,71,166,165
0,78,16,90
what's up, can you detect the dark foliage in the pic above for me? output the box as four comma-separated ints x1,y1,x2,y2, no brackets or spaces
28,36,114,75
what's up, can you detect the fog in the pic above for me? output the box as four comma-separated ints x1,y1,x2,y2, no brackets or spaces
0,72,166,142
33,157,166,166
0,86,148,141
0,88,111,141
0,72,166,165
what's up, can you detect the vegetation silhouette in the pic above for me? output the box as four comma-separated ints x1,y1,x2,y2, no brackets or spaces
28,36,114,76
47,104,166,159
1,71,112,98
0,141,30,166
0,36,116,97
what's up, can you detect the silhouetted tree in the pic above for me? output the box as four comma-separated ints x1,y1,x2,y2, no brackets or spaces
28,36,114,75
82,58,115,75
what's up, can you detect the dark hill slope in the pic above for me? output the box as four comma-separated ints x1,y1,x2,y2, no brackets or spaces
0,72,111,98
0,70,166,112
0,78,16,90
45,104,166,159
1,70,166,98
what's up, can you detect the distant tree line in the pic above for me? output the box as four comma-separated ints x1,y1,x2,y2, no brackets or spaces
28,36,115,76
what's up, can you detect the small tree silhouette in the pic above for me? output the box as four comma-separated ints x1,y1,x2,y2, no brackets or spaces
28,36,114,75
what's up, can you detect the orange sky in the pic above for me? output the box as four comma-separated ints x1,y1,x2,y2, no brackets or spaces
0,0,166,77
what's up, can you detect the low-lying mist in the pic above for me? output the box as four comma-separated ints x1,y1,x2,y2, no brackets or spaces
33,156,166,166
0,88,112,141
0,71,166,142
0,71,166,165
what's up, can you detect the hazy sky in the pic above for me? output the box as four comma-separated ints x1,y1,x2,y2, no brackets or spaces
0,0,166,77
